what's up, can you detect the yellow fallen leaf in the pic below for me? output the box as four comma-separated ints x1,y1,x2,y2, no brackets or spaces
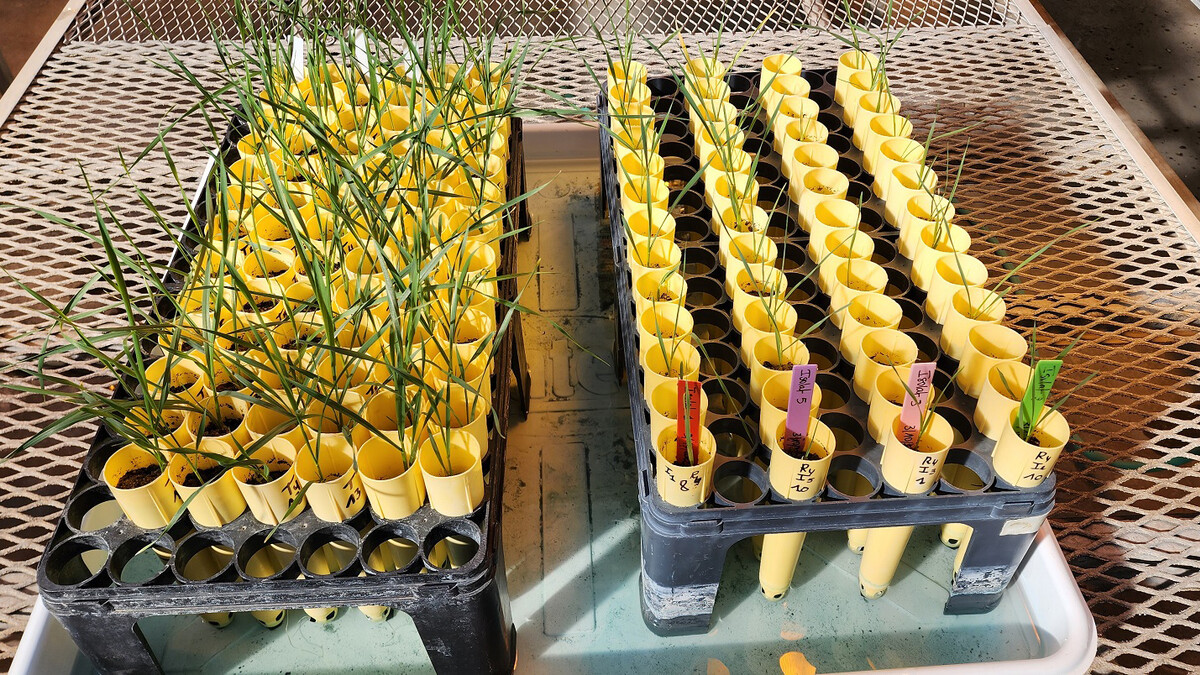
780,650,817,675
707,657,730,675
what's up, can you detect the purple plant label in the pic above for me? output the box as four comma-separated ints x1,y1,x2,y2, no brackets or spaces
1016,359,1062,439
784,364,818,453
899,362,937,449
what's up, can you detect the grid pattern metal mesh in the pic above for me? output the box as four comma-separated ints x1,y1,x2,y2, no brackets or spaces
3,15,1200,675
61,0,1022,42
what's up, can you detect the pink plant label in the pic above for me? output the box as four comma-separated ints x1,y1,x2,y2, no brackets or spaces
783,364,818,454
676,380,703,464
899,362,937,450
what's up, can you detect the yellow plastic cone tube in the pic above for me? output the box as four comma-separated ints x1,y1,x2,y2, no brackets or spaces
956,324,1026,398
648,379,710,445
653,426,716,507
759,372,823,446
167,445,246,528
852,328,917,403
975,362,1031,440
231,440,305,526
749,334,810,406
940,287,1006,360
860,412,954,598
760,418,836,600
358,434,428,520
103,445,182,529
992,407,1071,487
840,293,902,367
419,430,485,517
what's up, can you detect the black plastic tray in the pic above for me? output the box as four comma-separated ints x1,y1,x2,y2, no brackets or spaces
35,116,531,675
599,68,1056,636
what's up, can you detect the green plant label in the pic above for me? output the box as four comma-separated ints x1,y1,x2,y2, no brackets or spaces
1016,359,1062,439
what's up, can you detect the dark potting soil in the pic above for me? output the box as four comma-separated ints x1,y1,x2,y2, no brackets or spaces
657,292,676,302
762,361,793,371
215,381,239,393
116,465,163,489
168,381,194,394
199,417,242,437
180,465,226,487
672,440,699,467
782,438,820,461
243,462,289,485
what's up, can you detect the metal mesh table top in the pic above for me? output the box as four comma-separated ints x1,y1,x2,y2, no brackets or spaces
2,7,1200,674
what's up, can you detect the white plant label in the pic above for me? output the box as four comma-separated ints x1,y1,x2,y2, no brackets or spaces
290,35,305,81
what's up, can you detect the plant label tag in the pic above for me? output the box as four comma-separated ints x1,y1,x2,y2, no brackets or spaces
899,362,937,450
1016,359,1062,438
783,364,818,454
290,35,306,81
353,30,370,73
676,380,703,464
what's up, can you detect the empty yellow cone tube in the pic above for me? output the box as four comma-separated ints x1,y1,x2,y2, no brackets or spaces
760,418,835,600
860,412,953,598
860,525,915,598
941,523,971,548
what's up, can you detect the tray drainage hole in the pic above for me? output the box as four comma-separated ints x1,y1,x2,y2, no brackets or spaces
66,486,123,532
933,369,959,402
894,297,923,330
766,212,799,240
942,461,987,492
831,469,875,496
304,540,357,577
827,134,852,154
793,303,826,334
912,332,942,364
801,336,840,372
691,307,732,341
364,534,420,573
825,454,883,500
45,537,109,587
714,461,767,505
700,342,740,378
111,536,172,585
670,190,706,218
709,417,759,459
243,539,297,579
681,246,718,277
175,534,236,583
822,412,866,453
687,279,727,310
784,272,817,304
860,208,885,233
675,217,711,243
815,373,851,410
940,448,995,494
938,406,974,446
871,237,897,264
886,268,915,302
777,243,808,273
424,525,480,570
702,378,749,417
